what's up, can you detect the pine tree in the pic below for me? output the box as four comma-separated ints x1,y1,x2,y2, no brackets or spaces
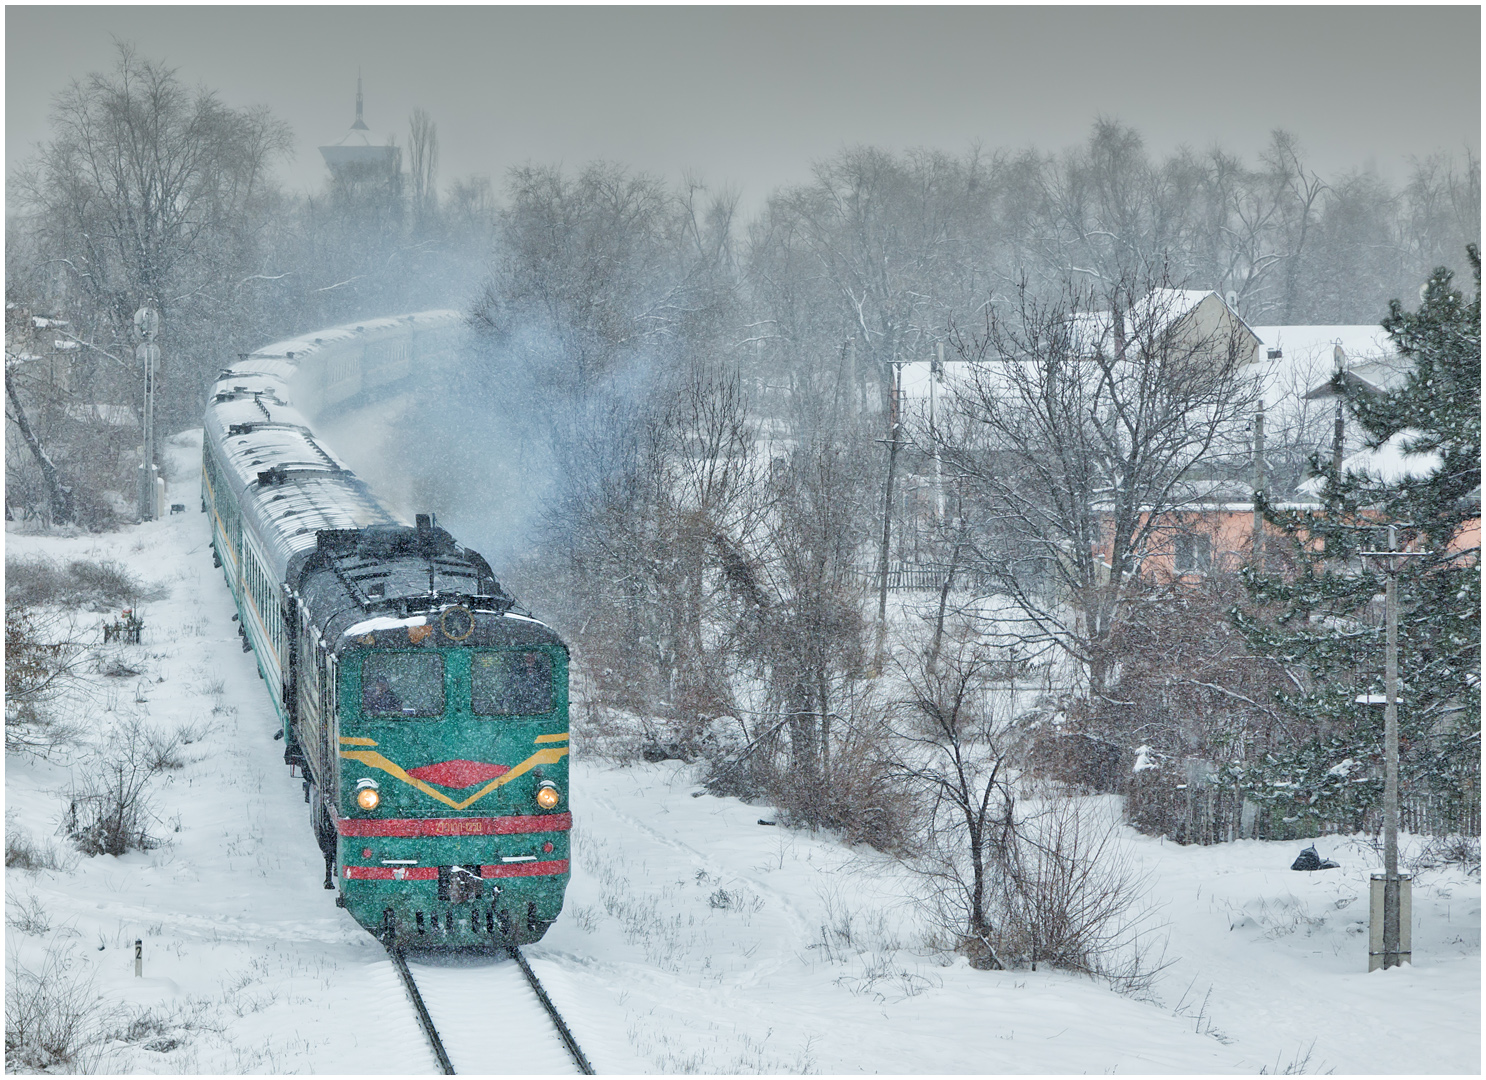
1232,247,1480,832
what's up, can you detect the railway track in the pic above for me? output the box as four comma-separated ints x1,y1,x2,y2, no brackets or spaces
385,935,595,1075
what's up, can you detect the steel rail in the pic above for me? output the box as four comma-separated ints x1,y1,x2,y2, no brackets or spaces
507,946,595,1075
384,930,456,1075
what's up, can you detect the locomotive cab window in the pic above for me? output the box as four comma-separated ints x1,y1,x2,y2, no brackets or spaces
361,653,444,718
472,651,553,716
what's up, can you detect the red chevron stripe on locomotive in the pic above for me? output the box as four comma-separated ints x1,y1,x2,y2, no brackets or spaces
404,760,510,788
333,812,572,837
343,860,570,880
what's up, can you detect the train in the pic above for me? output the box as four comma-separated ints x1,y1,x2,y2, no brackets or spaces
200,312,571,947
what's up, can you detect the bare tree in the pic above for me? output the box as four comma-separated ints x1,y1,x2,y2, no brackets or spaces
5,359,73,526
885,638,1158,973
11,42,292,433
408,106,440,227
935,272,1259,699
885,640,1019,967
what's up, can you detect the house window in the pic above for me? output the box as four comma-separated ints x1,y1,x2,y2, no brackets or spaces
1174,533,1212,574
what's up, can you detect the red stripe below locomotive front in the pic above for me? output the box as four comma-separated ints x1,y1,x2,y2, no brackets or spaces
333,812,572,837
479,859,569,878
343,860,570,880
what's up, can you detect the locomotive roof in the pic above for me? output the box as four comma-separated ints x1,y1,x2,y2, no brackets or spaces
289,522,558,653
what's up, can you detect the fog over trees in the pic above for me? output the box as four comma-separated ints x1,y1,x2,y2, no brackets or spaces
7,45,1479,969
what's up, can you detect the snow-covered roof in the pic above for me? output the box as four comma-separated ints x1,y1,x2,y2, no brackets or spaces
1296,427,1442,497
1069,290,1259,357
1248,324,1406,400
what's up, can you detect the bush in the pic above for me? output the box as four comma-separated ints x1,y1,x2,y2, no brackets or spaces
1412,834,1481,877
993,794,1151,975
64,719,166,856
5,556,166,612
5,945,110,1072
5,605,91,755
4,815,73,873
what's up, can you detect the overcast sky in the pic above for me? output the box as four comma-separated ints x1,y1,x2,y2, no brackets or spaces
6,6,1481,210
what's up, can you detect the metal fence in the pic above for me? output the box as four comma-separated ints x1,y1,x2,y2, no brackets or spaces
1126,776,1481,844
846,563,1005,593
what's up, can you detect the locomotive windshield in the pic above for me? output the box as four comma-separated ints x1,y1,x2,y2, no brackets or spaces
361,653,445,717
472,650,553,716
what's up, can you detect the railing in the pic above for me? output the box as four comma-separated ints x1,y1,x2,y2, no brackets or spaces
845,563,1005,593
1126,775,1481,844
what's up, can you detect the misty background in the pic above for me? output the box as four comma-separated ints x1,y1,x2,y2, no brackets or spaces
8,7,1480,205
5,4,1480,589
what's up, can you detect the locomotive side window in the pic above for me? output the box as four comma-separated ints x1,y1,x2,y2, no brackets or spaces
471,651,553,716
361,653,445,718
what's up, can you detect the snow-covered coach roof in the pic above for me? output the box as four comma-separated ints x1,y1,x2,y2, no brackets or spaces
204,381,400,582
231,310,464,373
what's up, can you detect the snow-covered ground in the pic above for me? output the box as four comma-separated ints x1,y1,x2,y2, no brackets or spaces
4,431,1479,1073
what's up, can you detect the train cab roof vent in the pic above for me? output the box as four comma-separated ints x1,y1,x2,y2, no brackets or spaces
257,466,289,487
228,423,254,436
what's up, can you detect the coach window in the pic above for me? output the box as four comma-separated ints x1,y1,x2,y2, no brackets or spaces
361,653,444,718
471,651,553,716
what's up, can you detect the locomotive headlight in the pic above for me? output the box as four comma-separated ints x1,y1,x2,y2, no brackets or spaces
355,778,381,811
535,782,561,810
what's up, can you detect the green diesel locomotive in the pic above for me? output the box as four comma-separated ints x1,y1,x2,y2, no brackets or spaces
202,314,570,946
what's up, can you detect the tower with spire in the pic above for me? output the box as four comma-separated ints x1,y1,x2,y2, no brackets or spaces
318,73,401,188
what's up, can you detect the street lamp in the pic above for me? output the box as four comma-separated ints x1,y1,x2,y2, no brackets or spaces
134,303,161,521
1358,524,1429,971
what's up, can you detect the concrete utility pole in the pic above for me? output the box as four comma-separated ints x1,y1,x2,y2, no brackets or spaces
931,341,945,524
1331,343,1347,480
1251,400,1265,564
1360,524,1428,971
875,356,903,671
1381,525,1402,967
134,304,161,521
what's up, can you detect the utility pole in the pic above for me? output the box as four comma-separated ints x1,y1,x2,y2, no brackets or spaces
1251,399,1265,564
931,341,945,524
875,355,902,672
135,304,161,521
1360,524,1427,970
1381,524,1401,968
1331,343,1347,480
